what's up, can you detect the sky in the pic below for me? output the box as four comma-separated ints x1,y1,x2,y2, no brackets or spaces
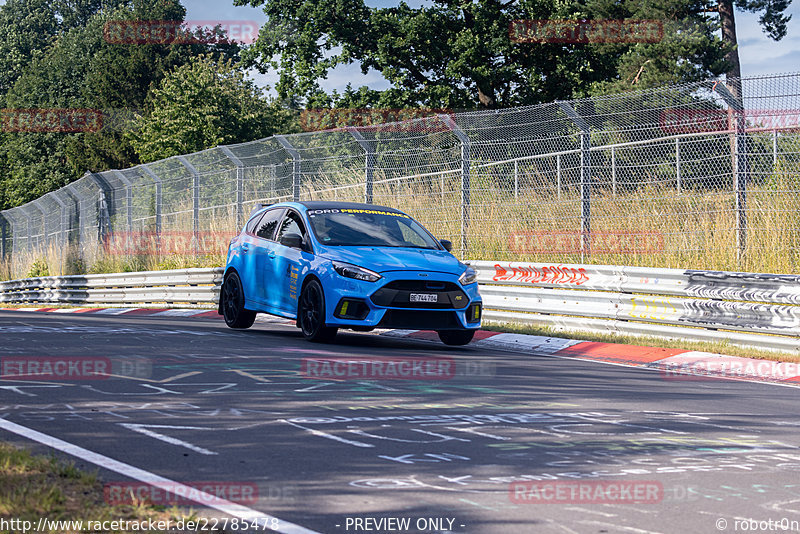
2,0,798,94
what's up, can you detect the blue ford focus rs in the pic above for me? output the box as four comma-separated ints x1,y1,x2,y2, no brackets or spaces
219,201,482,345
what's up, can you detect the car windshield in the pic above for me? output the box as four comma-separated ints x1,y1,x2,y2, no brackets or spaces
306,208,441,249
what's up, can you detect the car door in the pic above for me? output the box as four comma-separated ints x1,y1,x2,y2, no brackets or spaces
273,209,314,313
251,207,285,310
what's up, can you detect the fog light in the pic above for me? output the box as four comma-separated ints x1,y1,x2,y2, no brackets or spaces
467,303,482,323
334,298,369,320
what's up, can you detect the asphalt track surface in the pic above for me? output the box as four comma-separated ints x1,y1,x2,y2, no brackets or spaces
1,310,800,534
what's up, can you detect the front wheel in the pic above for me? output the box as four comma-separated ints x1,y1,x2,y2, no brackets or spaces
298,279,338,343
222,272,256,329
437,329,475,346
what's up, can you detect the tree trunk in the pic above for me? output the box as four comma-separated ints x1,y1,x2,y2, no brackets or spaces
719,0,742,99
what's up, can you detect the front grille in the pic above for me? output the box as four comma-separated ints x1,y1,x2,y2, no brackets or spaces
377,310,462,330
370,280,469,309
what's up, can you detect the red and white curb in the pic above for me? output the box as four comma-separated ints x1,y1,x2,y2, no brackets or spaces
3,306,799,387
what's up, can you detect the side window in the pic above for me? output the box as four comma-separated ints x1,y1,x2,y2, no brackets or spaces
256,209,284,241
277,211,308,247
398,219,428,247
245,212,265,235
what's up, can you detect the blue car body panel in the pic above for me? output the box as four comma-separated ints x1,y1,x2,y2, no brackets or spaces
223,201,482,331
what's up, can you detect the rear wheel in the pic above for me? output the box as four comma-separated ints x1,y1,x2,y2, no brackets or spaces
222,272,256,329
437,329,475,346
299,279,338,342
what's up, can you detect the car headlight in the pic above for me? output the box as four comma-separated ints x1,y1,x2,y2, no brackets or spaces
459,266,478,286
332,261,382,282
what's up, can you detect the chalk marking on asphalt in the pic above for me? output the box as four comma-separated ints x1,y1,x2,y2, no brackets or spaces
444,426,511,440
120,423,218,455
281,419,374,448
101,371,202,383
226,369,272,383
0,417,321,534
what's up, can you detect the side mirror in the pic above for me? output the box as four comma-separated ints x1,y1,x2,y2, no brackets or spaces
280,233,303,249
439,239,452,252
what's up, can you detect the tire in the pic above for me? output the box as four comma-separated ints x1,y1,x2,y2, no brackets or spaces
298,279,338,342
222,272,256,329
437,329,475,346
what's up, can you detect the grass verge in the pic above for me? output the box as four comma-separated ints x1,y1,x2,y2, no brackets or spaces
482,320,800,364
0,442,203,533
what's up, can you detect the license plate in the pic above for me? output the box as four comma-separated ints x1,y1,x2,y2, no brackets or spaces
410,293,438,303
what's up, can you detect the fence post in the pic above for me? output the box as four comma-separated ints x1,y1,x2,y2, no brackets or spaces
558,102,591,261
176,156,200,253
139,164,162,236
514,159,519,199
86,172,114,246
714,82,748,262
556,153,562,200
773,129,778,167
219,146,245,228
347,127,375,204
0,212,7,261
439,114,471,254
66,184,86,254
275,135,301,201
32,200,48,251
611,146,617,197
113,171,133,235
48,192,69,249
675,137,682,193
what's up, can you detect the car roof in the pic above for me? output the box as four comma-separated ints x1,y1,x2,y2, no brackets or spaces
298,201,406,214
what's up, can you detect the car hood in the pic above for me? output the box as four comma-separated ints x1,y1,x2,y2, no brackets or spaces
315,245,465,275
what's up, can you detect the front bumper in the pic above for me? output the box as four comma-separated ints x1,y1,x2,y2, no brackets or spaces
322,270,482,330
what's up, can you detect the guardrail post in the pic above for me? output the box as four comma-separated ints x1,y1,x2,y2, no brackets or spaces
714,82,749,262
347,127,375,204
558,101,592,261
439,114,471,254
176,156,200,254
139,164,162,238
275,135,301,201
219,146,245,228
113,171,134,235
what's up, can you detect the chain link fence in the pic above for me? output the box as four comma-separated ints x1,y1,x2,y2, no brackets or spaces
1,72,799,278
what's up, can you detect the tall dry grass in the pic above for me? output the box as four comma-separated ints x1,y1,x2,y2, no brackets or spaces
2,164,798,280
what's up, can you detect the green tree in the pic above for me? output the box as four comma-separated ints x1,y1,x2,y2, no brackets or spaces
128,55,296,162
0,0,240,209
236,0,733,109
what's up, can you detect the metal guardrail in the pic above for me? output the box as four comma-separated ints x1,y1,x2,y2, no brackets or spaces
1,263,798,353
0,268,223,308
470,261,800,353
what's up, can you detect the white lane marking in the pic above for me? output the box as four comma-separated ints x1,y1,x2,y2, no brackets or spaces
281,419,374,448
120,424,217,455
0,417,320,534
152,309,208,317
